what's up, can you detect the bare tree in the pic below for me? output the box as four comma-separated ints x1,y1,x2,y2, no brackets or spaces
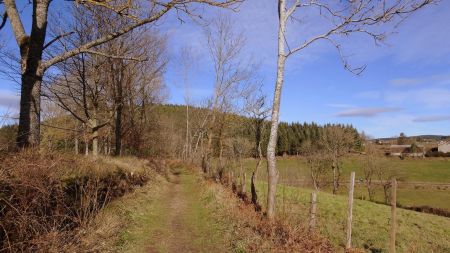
45,52,111,156
303,141,332,191
363,140,381,201
320,125,354,194
244,88,269,209
265,0,435,219
179,46,197,161
0,0,241,148
202,15,257,175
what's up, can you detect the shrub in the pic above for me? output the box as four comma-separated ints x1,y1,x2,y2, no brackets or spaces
0,151,151,252
425,150,450,157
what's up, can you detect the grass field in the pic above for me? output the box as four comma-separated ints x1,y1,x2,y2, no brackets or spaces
252,181,450,253
239,156,450,210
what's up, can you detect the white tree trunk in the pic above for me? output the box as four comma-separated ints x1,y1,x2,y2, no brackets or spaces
266,0,287,219
85,137,89,156
74,137,79,155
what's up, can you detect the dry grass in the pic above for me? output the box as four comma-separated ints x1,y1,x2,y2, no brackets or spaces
0,150,157,252
204,177,334,252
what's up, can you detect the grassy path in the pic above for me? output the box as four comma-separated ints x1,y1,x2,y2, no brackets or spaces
120,168,230,253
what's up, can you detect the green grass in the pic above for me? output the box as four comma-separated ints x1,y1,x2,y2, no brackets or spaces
242,156,450,183
251,181,450,253
239,156,450,210
115,167,232,253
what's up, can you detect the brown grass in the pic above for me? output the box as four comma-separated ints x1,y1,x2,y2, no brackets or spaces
205,177,334,252
0,150,155,252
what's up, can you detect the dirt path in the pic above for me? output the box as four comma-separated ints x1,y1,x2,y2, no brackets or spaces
139,169,228,253
166,175,194,253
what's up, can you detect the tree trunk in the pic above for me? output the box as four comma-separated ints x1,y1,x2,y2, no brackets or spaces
366,180,374,201
91,119,99,156
17,62,44,148
204,129,214,174
114,63,123,157
114,104,122,156
185,103,190,160
85,136,89,156
266,0,287,219
332,163,338,194
74,137,79,154
11,0,50,148
251,140,262,208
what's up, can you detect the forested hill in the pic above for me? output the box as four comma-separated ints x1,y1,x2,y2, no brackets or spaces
148,104,362,157
0,104,362,157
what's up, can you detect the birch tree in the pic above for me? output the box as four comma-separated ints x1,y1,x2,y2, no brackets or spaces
202,15,256,174
0,0,241,148
266,0,435,218
179,46,197,161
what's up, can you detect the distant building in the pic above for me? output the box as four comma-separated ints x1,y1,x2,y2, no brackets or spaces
438,140,450,153
386,144,425,158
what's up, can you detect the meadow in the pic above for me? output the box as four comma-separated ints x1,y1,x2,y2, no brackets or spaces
241,156,450,210
252,180,450,252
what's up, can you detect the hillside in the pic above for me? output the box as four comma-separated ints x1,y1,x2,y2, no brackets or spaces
253,181,450,252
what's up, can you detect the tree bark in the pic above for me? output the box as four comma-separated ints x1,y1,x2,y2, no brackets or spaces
74,137,79,154
85,135,89,156
266,0,287,219
89,118,99,156
114,104,123,156
114,62,124,156
185,103,190,160
8,0,50,147
251,137,263,208
332,162,338,194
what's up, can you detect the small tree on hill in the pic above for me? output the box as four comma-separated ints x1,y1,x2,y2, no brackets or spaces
397,132,407,145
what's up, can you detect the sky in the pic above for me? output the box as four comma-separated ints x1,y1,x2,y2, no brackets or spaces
1,0,450,138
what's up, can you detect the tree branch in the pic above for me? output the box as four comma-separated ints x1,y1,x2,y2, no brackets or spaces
0,11,7,30
3,0,27,46
42,0,242,70
84,49,147,61
43,31,75,50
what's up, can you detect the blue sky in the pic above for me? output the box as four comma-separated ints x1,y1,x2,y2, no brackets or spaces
1,1,450,138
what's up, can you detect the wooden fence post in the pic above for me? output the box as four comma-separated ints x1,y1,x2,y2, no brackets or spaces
346,171,355,250
390,178,397,253
309,191,317,232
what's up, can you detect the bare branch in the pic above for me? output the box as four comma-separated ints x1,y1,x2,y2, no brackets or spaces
43,31,75,50
3,0,26,46
0,11,7,30
84,49,146,61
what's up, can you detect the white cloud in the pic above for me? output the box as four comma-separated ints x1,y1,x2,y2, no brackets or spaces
389,73,450,87
326,103,355,108
413,115,450,122
390,78,423,87
385,88,450,108
335,107,401,117
0,90,19,111
355,90,382,99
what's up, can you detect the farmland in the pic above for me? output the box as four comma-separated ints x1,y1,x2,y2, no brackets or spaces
252,180,450,252
242,156,450,210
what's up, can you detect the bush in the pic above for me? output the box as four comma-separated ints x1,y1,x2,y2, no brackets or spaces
0,151,151,252
425,150,450,157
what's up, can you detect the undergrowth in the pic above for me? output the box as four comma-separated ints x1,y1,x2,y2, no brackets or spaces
0,150,159,252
